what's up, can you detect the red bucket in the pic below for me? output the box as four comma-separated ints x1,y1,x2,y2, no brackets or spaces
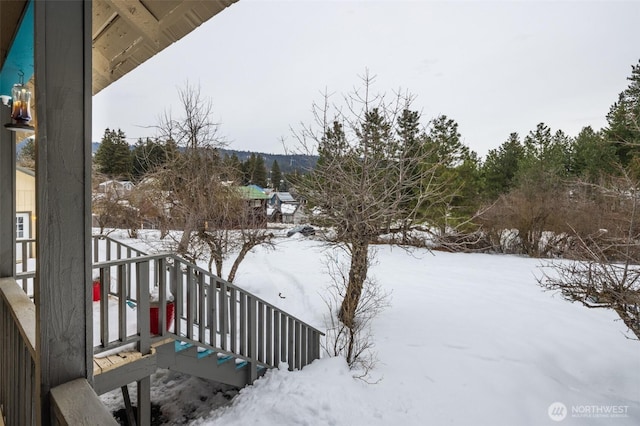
150,302,175,334
92,281,101,302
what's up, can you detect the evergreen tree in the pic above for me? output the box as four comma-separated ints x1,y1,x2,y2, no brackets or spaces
17,137,35,169
94,128,132,179
421,115,481,231
270,160,283,190
397,108,426,216
570,126,618,182
481,133,525,199
222,153,243,182
517,123,570,192
242,153,268,187
131,137,170,181
254,155,268,188
425,115,467,167
605,59,640,167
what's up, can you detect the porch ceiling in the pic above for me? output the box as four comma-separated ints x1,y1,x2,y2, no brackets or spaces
0,0,238,96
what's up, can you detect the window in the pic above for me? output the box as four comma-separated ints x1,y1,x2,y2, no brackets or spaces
16,213,30,240
16,215,24,239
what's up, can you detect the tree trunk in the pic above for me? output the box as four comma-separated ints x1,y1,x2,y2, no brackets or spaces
178,212,198,256
227,243,252,283
214,255,223,278
339,239,369,329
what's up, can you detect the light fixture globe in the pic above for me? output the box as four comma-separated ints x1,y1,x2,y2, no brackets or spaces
4,72,35,132
11,82,32,124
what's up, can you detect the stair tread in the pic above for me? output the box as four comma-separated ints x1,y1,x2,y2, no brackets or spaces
174,341,193,352
197,349,216,359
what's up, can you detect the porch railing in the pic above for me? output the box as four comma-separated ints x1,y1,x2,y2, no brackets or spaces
1,234,323,424
15,238,36,295
91,235,323,376
0,277,37,425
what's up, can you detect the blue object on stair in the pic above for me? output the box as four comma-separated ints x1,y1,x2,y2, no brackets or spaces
175,341,193,353
197,349,216,359
217,355,233,365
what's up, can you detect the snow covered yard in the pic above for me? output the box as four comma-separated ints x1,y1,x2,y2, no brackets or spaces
103,230,640,425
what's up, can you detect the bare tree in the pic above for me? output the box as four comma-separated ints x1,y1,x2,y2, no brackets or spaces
152,82,227,256
195,186,274,283
539,174,640,340
92,173,141,237
478,182,572,256
291,73,444,366
148,83,274,281
128,178,173,238
322,252,389,376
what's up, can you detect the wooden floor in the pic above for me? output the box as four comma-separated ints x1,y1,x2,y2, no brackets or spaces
92,338,175,398
93,338,173,377
93,350,150,377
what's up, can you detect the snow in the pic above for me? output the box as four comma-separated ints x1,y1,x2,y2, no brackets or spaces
101,230,640,425
92,296,138,358
280,203,298,215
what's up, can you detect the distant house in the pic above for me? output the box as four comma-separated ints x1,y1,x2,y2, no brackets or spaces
16,166,35,261
239,185,269,228
269,192,306,224
97,179,134,197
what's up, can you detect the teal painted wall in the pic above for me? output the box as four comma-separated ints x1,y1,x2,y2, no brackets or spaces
0,0,34,96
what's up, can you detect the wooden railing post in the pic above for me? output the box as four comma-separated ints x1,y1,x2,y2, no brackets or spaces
172,260,183,338
248,295,257,382
219,282,228,350
186,266,195,340
136,260,150,356
158,257,167,336
287,318,294,371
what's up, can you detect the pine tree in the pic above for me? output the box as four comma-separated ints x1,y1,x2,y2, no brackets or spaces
270,160,282,190
605,59,640,167
482,133,524,199
421,115,480,231
17,137,35,169
242,154,268,187
254,155,268,188
131,137,169,181
222,153,243,182
94,128,132,179
570,126,617,182
517,123,570,193
425,115,466,167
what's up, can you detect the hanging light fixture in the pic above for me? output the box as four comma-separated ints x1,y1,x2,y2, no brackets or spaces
4,71,35,132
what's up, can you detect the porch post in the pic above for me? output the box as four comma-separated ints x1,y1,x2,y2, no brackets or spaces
34,0,92,423
0,106,16,277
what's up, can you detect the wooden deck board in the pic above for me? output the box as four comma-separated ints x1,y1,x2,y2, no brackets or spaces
93,338,173,376
93,351,145,376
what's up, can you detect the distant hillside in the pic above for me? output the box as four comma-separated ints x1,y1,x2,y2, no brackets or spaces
219,149,317,174
86,142,316,174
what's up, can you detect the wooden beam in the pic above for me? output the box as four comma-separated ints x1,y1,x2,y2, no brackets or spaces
92,351,157,396
50,378,117,425
107,0,160,47
137,377,151,426
34,1,92,424
92,0,118,40
92,49,115,95
0,106,16,277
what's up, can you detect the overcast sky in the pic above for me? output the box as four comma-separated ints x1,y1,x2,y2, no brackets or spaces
92,0,640,158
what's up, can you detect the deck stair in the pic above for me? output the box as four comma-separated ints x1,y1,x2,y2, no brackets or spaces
153,340,267,388
88,235,323,393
